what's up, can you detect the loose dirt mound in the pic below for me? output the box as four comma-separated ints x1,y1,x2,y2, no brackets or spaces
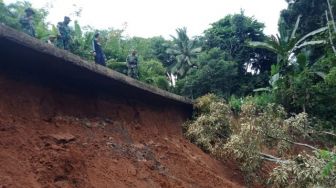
0,74,244,188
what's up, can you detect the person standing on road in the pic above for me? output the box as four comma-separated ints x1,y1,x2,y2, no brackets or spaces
92,32,106,66
57,16,72,50
126,50,139,79
19,8,36,37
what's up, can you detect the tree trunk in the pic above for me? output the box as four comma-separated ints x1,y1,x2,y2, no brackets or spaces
325,10,336,55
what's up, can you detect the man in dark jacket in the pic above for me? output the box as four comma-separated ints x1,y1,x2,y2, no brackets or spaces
92,33,106,66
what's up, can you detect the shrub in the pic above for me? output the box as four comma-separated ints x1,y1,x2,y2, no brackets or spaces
252,92,275,109
106,61,128,74
228,95,243,115
269,150,336,188
224,102,311,183
184,94,232,155
139,60,170,90
155,76,169,90
185,94,334,186
193,94,221,115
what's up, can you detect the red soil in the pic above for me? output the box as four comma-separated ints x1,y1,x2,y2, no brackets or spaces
0,75,244,188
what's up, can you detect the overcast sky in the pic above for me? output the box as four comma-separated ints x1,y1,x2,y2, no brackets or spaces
5,0,288,38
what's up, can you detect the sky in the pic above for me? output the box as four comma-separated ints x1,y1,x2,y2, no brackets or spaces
5,0,288,38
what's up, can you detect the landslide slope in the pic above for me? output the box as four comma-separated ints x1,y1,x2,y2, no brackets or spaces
0,74,244,188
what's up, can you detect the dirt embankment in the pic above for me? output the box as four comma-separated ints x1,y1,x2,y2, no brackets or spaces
0,74,244,188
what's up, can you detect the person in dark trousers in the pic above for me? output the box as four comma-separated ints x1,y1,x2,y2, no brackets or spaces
57,16,72,50
92,33,106,66
20,8,35,37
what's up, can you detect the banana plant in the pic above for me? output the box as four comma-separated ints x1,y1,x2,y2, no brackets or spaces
249,15,327,76
251,15,327,93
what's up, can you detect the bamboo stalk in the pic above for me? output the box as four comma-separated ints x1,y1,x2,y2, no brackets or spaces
325,10,336,55
327,0,336,33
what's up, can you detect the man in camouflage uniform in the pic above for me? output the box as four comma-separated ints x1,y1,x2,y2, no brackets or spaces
19,8,35,37
126,50,139,79
57,16,72,50
55,22,64,48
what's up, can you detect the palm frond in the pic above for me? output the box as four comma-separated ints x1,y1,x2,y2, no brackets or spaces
253,87,272,92
294,27,328,47
313,71,327,79
166,48,181,55
293,40,327,52
270,73,280,87
290,15,302,40
249,41,277,53
190,47,202,53
185,56,192,66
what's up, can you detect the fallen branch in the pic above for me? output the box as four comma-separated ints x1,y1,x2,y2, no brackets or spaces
284,139,319,150
321,131,336,137
261,157,289,164
260,152,281,160
306,125,336,137
259,152,289,164
266,134,318,150
259,152,280,160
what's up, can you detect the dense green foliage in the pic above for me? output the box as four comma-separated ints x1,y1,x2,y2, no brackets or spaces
281,0,333,36
139,60,169,90
204,12,273,73
281,0,336,63
175,12,276,98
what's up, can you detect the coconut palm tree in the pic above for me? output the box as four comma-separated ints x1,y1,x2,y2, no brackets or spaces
166,27,201,78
